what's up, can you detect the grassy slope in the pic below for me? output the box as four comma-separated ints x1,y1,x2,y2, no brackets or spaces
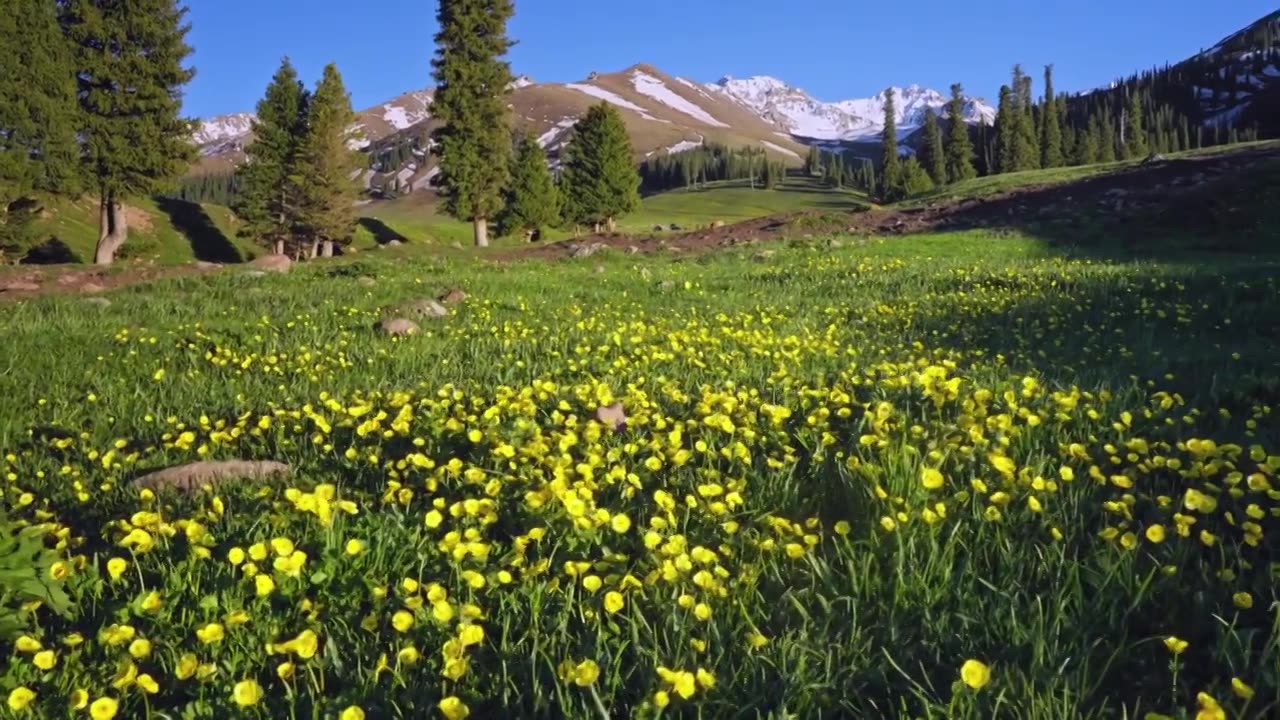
1,231,1278,719
28,194,259,264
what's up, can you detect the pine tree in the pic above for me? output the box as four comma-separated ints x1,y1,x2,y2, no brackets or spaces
293,63,360,258
1013,66,1040,171
1,0,80,258
1040,65,1064,168
1099,110,1118,163
1124,88,1147,159
61,0,195,265
919,107,947,185
944,83,977,182
236,58,309,255
995,85,1016,173
880,87,902,200
498,131,560,240
430,0,515,247
899,156,935,196
561,102,640,233
806,146,823,176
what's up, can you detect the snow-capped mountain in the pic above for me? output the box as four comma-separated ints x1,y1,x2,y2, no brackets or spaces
192,112,255,147
709,76,996,141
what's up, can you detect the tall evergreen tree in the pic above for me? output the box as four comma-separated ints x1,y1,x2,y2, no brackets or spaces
1040,65,1064,168
61,0,196,265
919,107,947,185
804,146,820,176
1078,113,1102,165
429,0,515,247
1124,88,1148,159
1,0,80,258
561,103,640,233
1099,110,1118,163
995,85,1016,173
293,63,360,258
880,87,902,200
235,58,309,255
944,83,977,182
498,131,560,240
1013,66,1040,170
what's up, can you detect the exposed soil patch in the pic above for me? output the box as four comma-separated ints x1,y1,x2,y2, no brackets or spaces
0,262,225,302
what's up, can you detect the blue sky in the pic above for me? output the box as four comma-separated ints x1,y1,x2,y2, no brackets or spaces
183,0,1277,117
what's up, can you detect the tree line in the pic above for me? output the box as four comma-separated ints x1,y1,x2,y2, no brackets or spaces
872,56,1267,203
639,144,787,193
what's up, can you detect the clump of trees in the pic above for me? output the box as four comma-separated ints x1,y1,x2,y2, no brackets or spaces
233,59,360,258
639,144,786,193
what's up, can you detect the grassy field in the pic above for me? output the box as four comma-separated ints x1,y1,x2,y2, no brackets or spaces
1,229,1278,719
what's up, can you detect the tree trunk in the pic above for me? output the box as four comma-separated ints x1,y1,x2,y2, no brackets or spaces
606,217,616,233
273,239,286,255
592,222,601,234
94,192,127,265
307,241,319,259
473,217,489,248
320,241,334,257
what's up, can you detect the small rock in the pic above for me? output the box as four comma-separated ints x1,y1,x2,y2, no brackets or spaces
0,281,40,292
377,318,420,336
669,224,682,231
753,250,776,262
249,254,292,273
133,460,290,494
243,270,268,278
439,287,467,304
393,298,449,319
570,242,606,259
830,239,845,249
84,297,112,307
194,261,223,270
626,246,640,255
594,264,606,274
594,403,628,432
659,280,676,291
652,225,664,232
385,239,403,247
356,276,377,288
711,220,726,229
450,242,464,250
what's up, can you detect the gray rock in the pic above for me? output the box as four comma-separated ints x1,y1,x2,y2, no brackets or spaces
134,460,290,494
84,297,112,307
248,254,292,273
570,242,606,259
711,220,726,229
356,276,377,287
393,298,449,319
377,318,420,336
626,246,640,255
243,270,268,278
753,250,776,261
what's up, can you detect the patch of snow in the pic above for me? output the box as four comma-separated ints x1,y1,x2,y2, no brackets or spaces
347,136,371,151
383,106,411,130
192,112,255,146
566,83,657,120
632,71,729,127
761,141,800,159
537,117,579,148
710,76,994,141
666,139,703,155
1205,103,1248,128
1196,87,1218,99
395,167,415,183
1263,64,1280,78
509,75,535,90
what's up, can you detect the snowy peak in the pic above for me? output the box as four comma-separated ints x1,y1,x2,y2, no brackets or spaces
192,112,255,146
709,76,995,141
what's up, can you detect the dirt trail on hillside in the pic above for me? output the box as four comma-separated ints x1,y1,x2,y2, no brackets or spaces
4,143,1279,302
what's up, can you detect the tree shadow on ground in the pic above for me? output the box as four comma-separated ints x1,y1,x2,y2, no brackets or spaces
21,237,82,264
357,217,410,245
908,146,1280,260
153,196,243,263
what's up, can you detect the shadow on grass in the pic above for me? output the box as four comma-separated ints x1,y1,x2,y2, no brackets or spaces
153,196,243,263
21,237,82,264
357,217,410,245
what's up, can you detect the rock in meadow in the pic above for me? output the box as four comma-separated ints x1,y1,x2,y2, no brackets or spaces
243,270,268,278
393,298,449,319
83,297,112,307
595,403,628,432
439,288,467,304
133,460,290,494
377,318,420,336
356,276,377,288
711,220,726,229
248,254,292,273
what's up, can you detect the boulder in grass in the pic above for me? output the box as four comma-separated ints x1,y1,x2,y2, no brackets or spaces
377,318,420,336
248,254,292,273
392,298,449,319
133,460,290,494
439,287,467,304
595,402,627,432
